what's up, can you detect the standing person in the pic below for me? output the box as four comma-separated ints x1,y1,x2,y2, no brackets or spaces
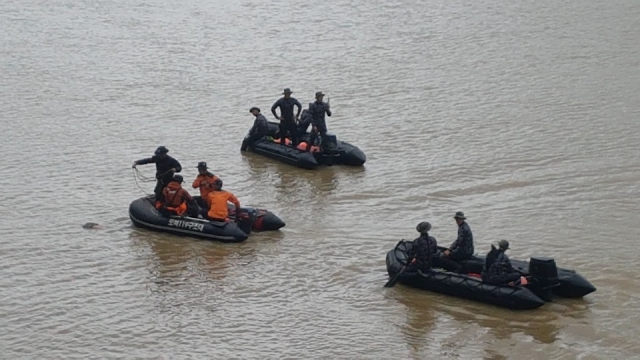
306,91,332,152
132,146,182,202
271,88,302,147
443,211,475,261
241,107,269,151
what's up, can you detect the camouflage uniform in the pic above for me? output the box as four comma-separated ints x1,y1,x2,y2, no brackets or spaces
482,249,521,285
307,101,331,151
449,221,474,260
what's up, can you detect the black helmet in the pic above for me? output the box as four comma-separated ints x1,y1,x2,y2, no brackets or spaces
249,107,260,113
155,146,169,155
197,162,207,169
416,221,432,234
172,175,184,183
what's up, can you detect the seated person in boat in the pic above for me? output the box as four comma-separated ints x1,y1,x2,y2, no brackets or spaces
205,179,241,222
241,107,269,151
407,222,437,272
192,161,220,204
482,240,526,286
408,222,462,273
155,175,196,217
443,211,474,261
306,91,332,152
297,109,313,135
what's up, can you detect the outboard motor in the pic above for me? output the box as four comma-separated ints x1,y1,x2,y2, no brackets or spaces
528,256,560,301
236,208,257,235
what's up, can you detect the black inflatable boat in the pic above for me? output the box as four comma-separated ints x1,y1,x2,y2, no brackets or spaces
129,196,285,243
193,196,285,232
386,240,595,310
241,119,366,169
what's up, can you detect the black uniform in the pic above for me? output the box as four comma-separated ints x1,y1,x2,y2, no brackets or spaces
241,114,269,151
135,155,182,201
271,97,302,147
307,101,331,151
482,248,521,285
409,234,462,273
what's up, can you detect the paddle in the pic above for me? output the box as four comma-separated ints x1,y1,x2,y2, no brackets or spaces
385,255,414,288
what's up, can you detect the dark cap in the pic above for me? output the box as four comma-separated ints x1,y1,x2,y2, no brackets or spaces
172,174,184,183
416,221,432,234
453,211,466,220
283,88,293,94
197,162,207,169
154,146,169,155
315,91,325,97
498,240,509,250
249,107,260,113
213,178,223,188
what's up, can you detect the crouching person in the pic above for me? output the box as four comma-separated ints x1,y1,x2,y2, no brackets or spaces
155,175,197,217
482,240,526,286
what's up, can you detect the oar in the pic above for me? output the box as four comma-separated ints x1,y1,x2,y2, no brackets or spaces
384,261,411,288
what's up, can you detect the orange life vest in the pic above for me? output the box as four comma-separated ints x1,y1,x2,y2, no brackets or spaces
273,138,292,145
156,181,191,215
297,142,321,153
192,173,220,199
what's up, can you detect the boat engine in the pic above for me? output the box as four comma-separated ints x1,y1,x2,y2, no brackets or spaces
528,256,560,301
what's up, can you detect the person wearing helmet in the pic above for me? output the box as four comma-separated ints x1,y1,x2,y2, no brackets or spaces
443,211,474,261
192,162,220,201
408,222,461,273
407,222,438,272
132,146,182,202
155,174,194,216
482,240,525,286
241,107,269,151
205,179,241,222
306,91,331,152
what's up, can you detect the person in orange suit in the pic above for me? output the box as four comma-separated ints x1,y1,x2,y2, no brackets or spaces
205,179,240,222
192,162,220,201
156,175,193,216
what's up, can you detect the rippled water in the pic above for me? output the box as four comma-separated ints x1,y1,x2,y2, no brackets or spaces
2,0,640,358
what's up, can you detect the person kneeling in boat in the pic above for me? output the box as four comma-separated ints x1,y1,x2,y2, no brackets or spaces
205,179,241,223
408,222,461,273
241,107,269,151
443,211,474,261
192,161,220,207
155,175,197,217
482,240,528,286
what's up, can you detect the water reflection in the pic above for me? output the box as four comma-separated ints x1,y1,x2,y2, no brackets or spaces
128,230,258,288
392,288,591,349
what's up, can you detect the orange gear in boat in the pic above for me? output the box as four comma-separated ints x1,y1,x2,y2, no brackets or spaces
297,142,321,152
192,173,220,198
156,181,192,215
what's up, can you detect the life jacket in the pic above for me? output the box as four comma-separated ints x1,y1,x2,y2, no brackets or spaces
156,181,189,215
273,138,292,145
206,190,240,220
192,173,220,199
297,142,321,153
